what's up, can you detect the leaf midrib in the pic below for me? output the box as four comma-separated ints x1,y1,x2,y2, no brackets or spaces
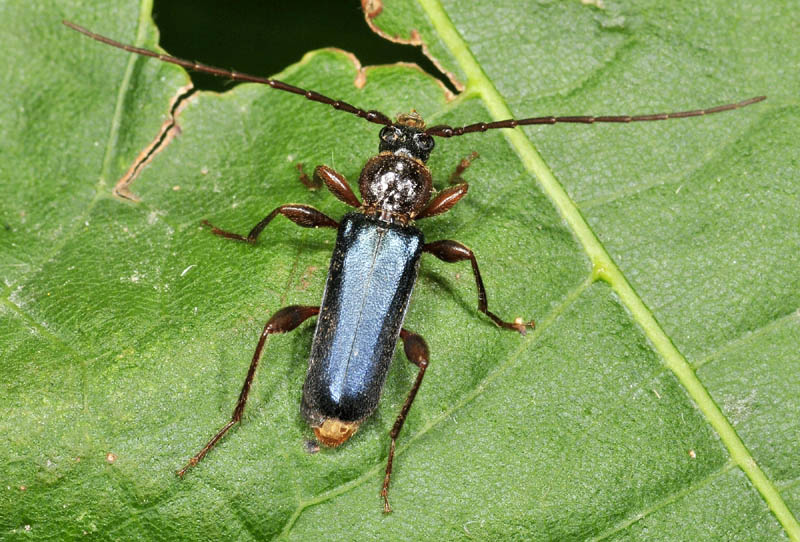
416,0,800,539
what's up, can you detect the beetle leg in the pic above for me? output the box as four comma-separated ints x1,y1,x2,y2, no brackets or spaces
448,151,478,185
202,204,338,243
296,163,323,190
423,240,535,334
314,165,362,208
415,183,468,220
381,328,430,514
177,305,320,477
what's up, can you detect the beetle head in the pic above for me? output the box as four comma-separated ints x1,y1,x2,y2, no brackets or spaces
379,113,435,163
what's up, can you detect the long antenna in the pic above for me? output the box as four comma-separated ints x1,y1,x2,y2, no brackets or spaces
425,96,766,137
62,20,392,127
64,21,765,139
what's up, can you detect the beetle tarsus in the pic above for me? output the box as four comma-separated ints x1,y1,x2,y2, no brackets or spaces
297,163,322,190
202,219,252,242
381,482,393,514
448,151,479,185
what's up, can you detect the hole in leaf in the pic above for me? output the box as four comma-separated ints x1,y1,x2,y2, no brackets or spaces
152,0,455,93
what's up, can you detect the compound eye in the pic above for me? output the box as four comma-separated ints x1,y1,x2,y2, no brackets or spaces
380,126,402,144
416,134,434,152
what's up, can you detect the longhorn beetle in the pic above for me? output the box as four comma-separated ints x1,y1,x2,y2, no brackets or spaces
64,20,765,513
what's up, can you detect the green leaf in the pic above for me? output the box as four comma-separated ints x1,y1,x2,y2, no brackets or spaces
1,0,798,540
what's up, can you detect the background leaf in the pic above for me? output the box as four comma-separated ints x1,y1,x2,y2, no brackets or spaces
1,0,798,540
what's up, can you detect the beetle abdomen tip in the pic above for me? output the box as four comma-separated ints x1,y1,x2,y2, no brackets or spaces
313,418,361,447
